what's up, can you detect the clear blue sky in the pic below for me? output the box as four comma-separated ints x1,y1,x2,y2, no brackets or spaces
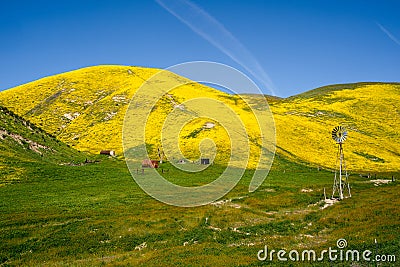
1,0,399,97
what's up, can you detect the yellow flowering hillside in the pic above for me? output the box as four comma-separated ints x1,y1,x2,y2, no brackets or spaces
270,83,400,172
0,65,272,169
0,65,399,172
0,66,160,154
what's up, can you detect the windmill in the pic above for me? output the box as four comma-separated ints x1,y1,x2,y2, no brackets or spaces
331,126,351,200
157,147,164,164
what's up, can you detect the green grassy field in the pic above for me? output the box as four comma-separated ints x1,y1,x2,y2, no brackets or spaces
1,155,398,266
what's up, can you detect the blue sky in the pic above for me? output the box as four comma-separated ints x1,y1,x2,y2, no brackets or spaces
0,0,399,97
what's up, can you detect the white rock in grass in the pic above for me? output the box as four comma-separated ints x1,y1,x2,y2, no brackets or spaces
135,242,147,251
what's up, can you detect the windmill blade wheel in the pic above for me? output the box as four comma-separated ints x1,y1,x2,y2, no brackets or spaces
332,126,347,143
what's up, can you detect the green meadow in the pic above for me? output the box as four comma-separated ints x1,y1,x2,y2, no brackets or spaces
1,155,398,266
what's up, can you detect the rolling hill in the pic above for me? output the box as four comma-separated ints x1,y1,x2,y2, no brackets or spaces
0,66,272,170
271,82,400,172
0,65,399,172
0,105,88,186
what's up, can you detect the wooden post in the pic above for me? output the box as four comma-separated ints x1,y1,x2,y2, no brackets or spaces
142,168,144,175
324,187,327,200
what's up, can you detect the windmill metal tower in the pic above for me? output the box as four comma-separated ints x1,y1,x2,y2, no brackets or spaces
331,126,351,200
157,147,165,164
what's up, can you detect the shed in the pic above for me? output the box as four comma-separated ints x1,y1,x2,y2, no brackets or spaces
142,159,159,168
151,160,159,168
200,158,210,165
100,150,115,156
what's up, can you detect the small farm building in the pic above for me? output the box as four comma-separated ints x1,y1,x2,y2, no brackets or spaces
100,150,115,156
142,159,159,168
200,158,210,165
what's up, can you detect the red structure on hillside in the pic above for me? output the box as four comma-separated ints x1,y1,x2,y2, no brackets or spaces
142,159,159,168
